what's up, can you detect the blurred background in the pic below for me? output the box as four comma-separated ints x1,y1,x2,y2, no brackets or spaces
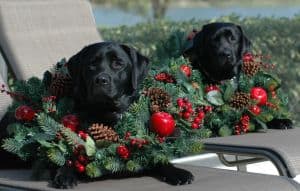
89,0,300,126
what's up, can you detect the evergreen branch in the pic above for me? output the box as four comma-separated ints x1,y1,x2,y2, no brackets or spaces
61,127,85,146
37,113,61,138
47,148,65,166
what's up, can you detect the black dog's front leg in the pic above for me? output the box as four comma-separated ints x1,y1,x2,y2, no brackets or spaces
267,118,293,130
153,163,194,185
51,166,77,189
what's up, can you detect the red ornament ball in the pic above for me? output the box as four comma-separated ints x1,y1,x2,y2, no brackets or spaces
117,145,130,159
249,105,261,116
150,112,175,137
15,105,36,121
180,65,192,77
205,85,220,93
250,87,268,106
61,114,79,132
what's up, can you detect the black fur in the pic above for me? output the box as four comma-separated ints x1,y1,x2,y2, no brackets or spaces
185,22,292,130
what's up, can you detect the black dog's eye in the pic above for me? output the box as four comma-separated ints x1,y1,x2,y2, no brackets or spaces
228,34,237,43
112,59,125,70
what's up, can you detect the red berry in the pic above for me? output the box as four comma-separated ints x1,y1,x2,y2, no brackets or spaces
204,106,213,113
197,111,205,119
183,112,191,120
191,123,199,129
250,87,268,106
78,155,88,165
194,117,202,124
76,164,85,173
243,53,254,62
177,98,184,107
186,107,193,114
186,102,192,109
78,131,87,140
61,114,80,132
15,105,36,121
205,85,219,93
66,160,73,167
180,65,192,77
117,145,130,159
150,112,175,137
249,105,261,116
125,132,131,140
183,98,188,102
130,139,137,145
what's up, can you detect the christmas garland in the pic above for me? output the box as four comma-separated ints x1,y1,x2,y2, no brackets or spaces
1,32,291,179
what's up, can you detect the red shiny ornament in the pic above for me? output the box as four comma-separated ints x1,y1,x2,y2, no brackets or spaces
117,145,130,159
250,87,268,106
61,114,79,132
15,105,36,121
180,65,192,77
150,112,175,137
249,105,261,116
204,106,213,113
78,131,88,140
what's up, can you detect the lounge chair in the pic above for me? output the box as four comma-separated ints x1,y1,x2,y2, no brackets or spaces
203,129,300,181
0,165,299,191
0,0,102,81
0,0,299,190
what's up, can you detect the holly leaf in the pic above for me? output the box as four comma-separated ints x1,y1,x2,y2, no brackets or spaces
85,136,96,157
206,90,224,106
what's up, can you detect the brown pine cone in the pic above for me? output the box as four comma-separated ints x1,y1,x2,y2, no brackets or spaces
88,123,119,143
230,92,251,110
144,87,172,113
242,61,260,77
49,73,72,97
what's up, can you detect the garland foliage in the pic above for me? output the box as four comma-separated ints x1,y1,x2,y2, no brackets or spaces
1,31,291,178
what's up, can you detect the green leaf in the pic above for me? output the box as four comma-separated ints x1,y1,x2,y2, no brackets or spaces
223,82,236,102
206,90,224,106
218,126,233,137
61,127,85,146
86,162,102,178
85,136,96,157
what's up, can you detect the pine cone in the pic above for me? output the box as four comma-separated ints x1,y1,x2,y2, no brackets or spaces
230,92,251,109
88,123,119,143
242,61,260,77
144,87,172,113
49,73,73,97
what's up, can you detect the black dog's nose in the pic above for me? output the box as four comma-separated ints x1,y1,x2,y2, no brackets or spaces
95,73,111,85
223,51,231,59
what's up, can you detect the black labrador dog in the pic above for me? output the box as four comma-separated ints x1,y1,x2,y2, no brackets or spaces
51,42,193,188
66,42,149,126
185,22,292,129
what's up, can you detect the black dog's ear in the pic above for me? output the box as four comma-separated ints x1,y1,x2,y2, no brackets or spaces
121,44,150,90
237,25,251,55
183,30,204,70
67,46,89,98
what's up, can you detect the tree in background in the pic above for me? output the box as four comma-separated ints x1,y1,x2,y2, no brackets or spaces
90,0,170,20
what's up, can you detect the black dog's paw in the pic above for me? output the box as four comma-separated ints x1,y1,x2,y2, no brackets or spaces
267,118,293,130
52,166,77,189
156,164,194,185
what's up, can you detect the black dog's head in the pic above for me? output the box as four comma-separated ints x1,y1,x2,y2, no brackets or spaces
67,42,149,116
185,22,251,82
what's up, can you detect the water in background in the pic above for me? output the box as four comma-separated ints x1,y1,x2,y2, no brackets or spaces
92,4,300,27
